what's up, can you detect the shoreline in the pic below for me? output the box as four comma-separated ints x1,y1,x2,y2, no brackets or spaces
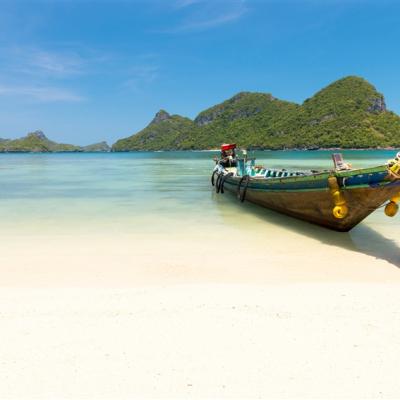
0,147,399,154
1,229,399,288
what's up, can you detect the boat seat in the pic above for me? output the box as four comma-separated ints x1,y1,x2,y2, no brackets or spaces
225,167,237,175
332,153,352,170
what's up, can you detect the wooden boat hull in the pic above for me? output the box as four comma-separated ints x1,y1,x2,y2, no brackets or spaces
220,166,400,231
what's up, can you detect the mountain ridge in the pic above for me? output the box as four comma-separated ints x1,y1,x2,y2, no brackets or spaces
0,131,111,153
112,76,400,151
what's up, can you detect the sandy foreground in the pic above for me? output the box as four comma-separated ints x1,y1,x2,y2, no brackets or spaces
1,231,400,399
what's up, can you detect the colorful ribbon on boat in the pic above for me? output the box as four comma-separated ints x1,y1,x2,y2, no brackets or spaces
386,152,400,179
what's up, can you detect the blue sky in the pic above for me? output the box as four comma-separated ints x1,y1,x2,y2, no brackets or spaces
0,0,399,145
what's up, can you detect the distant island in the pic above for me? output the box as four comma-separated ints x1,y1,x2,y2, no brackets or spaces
0,131,110,153
112,76,400,151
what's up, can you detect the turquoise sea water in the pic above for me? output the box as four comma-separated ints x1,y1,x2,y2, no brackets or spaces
0,150,399,266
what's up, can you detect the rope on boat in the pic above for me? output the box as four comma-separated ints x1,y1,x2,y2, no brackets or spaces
237,175,250,203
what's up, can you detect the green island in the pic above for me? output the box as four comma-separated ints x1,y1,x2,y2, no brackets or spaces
112,76,400,151
1,76,399,153
0,131,110,153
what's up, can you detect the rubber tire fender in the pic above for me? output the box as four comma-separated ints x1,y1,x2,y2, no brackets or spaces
220,172,234,194
215,173,223,193
211,170,218,186
237,175,250,202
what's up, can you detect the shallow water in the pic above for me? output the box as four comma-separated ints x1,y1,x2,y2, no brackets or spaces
0,150,399,266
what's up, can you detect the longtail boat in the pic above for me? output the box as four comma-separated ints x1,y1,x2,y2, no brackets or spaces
212,144,400,231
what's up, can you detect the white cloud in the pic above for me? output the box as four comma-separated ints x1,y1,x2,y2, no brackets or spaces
29,49,84,76
0,45,96,103
160,0,247,33
180,5,247,31
174,0,204,8
0,84,85,102
0,44,159,101
123,65,159,91
2,46,86,78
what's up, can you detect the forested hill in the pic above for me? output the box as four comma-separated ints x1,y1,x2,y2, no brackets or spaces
0,131,110,152
112,76,400,151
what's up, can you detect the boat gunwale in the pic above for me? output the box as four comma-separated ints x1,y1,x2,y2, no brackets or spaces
222,164,398,193
228,164,389,184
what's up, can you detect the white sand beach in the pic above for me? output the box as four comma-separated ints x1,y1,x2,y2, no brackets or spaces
0,151,399,399
1,227,400,399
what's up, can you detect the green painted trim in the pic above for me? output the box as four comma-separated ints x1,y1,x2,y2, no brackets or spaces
224,178,394,193
335,165,387,177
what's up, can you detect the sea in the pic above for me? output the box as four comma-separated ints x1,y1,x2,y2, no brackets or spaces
0,150,399,267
